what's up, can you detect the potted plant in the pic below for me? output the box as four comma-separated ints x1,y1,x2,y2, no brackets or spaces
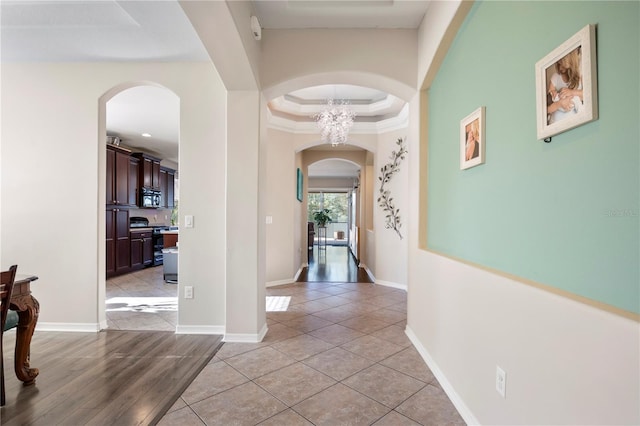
313,208,332,228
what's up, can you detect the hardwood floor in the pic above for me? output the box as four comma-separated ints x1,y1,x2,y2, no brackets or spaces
297,245,373,283
1,250,368,424
0,330,222,425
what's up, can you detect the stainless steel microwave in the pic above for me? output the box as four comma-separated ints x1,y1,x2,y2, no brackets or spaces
141,188,161,208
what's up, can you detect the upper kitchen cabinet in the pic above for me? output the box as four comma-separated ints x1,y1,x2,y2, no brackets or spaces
133,153,161,190
106,145,134,207
128,156,140,207
160,166,176,209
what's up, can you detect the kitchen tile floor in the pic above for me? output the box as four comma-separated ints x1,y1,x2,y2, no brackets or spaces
159,281,466,426
106,265,178,331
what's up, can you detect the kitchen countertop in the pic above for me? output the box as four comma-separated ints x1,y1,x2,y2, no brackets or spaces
160,229,178,234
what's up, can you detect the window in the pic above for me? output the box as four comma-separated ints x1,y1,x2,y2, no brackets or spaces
307,192,349,223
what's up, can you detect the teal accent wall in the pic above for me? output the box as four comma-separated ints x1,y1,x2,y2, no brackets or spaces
427,1,639,313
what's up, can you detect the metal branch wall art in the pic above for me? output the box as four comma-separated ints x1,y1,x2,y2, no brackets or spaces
378,137,407,239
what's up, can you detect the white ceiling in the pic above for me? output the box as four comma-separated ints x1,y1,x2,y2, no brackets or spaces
0,1,210,62
1,0,430,175
253,0,430,29
106,86,181,163
308,158,361,179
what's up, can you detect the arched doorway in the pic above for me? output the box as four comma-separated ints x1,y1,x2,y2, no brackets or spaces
262,81,407,288
100,83,180,331
302,157,368,282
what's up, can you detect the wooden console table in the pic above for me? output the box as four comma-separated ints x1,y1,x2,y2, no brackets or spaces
9,274,40,385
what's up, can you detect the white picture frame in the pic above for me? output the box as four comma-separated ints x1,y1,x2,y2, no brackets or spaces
535,24,598,140
460,106,486,170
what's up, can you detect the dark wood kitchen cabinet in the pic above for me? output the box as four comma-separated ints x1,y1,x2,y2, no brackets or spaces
160,166,176,209
128,156,139,207
107,145,134,207
133,153,161,190
106,207,130,277
130,229,153,270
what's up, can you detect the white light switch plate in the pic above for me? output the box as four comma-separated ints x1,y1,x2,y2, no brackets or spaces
185,215,194,228
496,366,506,398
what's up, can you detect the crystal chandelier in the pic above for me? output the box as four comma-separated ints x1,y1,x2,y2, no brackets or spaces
314,99,356,146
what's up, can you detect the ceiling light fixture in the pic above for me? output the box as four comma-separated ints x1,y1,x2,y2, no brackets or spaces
141,133,152,138
314,99,356,146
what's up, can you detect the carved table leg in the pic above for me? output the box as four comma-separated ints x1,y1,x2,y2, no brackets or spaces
14,295,40,385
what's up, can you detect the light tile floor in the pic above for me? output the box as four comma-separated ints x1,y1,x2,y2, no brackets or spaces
159,281,466,426
106,266,178,331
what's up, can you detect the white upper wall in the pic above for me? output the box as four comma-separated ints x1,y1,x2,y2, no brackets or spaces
0,62,228,329
265,128,297,284
260,28,418,102
374,129,409,288
181,0,260,91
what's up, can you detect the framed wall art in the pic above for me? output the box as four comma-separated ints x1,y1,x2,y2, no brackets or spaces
460,106,486,170
296,168,303,202
535,24,598,140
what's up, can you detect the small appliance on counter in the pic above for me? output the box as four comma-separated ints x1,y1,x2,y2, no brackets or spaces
129,216,150,229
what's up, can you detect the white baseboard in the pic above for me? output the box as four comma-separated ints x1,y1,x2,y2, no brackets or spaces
405,325,480,426
266,265,306,287
36,322,101,332
375,279,407,292
224,323,268,343
360,263,376,282
266,278,295,287
294,265,306,281
175,325,225,335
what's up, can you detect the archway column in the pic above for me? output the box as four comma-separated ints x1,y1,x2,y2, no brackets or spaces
225,90,266,341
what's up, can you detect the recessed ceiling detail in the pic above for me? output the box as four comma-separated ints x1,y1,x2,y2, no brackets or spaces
267,84,408,133
308,159,360,178
0,1,209,62
1,2,137,28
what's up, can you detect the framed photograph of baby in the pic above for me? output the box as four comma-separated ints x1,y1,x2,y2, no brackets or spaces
460,106,486,170
535,24,598,140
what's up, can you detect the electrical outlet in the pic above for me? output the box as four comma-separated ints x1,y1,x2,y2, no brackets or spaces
184,286,193,299
496,366,506,398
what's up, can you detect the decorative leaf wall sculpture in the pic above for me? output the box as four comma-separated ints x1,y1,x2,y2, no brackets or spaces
378,137,407,239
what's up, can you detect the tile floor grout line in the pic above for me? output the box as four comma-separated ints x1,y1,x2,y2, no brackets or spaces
184,402,208,426
157,276,464,425
211,314,418,422
249,361,336,420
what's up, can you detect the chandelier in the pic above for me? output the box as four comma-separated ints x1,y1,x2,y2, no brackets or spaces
314,99,356,146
